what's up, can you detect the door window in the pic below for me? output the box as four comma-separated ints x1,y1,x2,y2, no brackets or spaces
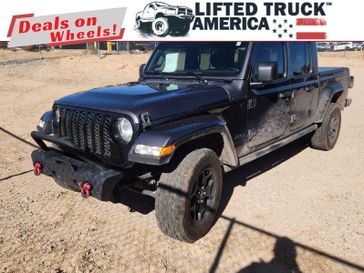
290,42,311,76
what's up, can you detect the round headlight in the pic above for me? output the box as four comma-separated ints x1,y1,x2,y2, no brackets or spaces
115,118,133,143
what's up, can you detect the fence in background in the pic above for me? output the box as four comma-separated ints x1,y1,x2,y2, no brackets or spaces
2,41,363,53
0,41,157,52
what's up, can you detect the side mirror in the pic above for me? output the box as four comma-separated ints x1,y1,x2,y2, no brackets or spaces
257,62,278,82
139,64,146,80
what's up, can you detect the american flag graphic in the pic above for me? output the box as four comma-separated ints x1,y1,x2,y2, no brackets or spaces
272,18,327,40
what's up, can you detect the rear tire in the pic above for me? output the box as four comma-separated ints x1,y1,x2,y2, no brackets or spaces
311,103,341,151
155,148,222,242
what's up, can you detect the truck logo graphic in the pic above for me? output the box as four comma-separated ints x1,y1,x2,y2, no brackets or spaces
136,1,194,37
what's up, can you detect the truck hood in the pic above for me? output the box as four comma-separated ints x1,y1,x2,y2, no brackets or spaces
55,82,231,125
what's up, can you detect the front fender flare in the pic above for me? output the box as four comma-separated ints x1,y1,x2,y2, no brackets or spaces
128,116,238,168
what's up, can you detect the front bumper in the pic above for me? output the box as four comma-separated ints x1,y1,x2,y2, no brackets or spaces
31,148,124,201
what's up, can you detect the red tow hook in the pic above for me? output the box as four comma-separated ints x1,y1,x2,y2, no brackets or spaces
33,162,42,176
80,182,91,199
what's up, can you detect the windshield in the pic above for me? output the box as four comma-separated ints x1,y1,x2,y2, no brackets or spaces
145,42,249,77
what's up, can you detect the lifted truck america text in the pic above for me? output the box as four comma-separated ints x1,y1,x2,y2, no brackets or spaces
31,42,353,242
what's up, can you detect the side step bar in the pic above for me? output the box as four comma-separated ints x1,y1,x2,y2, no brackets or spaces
238,125,317,166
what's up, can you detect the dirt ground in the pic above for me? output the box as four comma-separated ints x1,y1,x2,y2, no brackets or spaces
0,49,363,273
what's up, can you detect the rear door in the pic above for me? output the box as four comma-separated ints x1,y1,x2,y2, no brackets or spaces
246,42,291,152
288,42,318,131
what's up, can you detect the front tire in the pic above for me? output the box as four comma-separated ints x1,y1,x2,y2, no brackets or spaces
155,148,222,242
152,17,170,37
311,103,341,151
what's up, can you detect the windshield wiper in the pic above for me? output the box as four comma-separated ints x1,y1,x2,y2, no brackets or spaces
186,72,208,85
146,71,208,85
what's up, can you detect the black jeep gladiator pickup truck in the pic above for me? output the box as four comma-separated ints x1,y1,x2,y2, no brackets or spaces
31,42,353,242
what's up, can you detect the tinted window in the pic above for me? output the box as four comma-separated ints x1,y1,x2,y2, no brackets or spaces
253,42,285,80
145,42,249,76
290,42,311,76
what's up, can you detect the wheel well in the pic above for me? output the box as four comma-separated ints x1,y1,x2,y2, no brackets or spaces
163,134,224,172
155,13,164,18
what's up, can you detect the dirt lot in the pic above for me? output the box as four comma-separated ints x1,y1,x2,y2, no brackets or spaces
0,49,363,273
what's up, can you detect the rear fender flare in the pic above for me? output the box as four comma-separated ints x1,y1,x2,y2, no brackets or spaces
315,82,345,123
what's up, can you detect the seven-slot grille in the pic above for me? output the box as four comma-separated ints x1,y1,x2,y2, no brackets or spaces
58,107,112,157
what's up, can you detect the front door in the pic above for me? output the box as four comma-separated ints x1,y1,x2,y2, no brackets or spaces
246,42,291,153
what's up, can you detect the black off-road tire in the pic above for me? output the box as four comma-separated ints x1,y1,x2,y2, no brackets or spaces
155,148,222,243
152,17,170,37
311,103,341,151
